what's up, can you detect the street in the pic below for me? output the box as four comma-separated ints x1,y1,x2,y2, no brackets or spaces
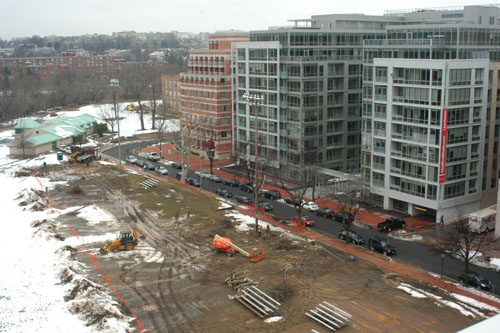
105,141,500,296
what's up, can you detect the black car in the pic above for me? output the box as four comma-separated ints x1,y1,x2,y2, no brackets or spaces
239,182,253,193
145,161,156,170
378,217,406,232
338,230,365,245
316,208,335,218
176,172,182,180
188,178,201,187
333,212,354,223
368,236,396,256
458,271,493,291
235,195,252,204
258,201,274,212
263,190,282,200
223,178,240,187
216,188,233,198
171,162,182,169
135,159,145,168
284,197,303,207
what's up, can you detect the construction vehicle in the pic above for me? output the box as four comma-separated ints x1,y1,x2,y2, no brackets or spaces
69,147,100,163
213,234,265,262
100,227,147,254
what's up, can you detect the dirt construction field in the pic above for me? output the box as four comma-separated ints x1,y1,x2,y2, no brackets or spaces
31,161,485,332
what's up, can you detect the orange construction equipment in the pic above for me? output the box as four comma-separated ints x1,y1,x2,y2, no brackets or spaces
213,234,265,262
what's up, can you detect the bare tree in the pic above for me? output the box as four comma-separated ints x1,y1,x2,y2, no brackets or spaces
336,193,361,244
178,120,200,184
440,217,497,285
97,104,117,134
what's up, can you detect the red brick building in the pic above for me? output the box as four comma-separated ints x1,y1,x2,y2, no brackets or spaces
179,31,248,160
0,55,167,82
161,74,181,114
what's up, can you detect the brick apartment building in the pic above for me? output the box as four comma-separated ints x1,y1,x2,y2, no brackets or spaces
0,55,168,82
161,75,181,114
178,31,248,160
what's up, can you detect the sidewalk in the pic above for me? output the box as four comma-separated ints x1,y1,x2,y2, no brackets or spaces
141,144,436,233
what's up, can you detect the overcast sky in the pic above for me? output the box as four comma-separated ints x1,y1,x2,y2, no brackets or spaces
0,0,492,39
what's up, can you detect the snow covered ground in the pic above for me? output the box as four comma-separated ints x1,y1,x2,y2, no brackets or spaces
0,129,134,332
55,103,179,137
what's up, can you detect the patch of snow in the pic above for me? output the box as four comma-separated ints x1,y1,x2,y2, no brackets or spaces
99,160,115,166
264,316,283,323
0,173,88,332
397,284,427,298
451,294,499,312
57,103,180,138
0,129,14,140
390,231,423,242
76,204,117,226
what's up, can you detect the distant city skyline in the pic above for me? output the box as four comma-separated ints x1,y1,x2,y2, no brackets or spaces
0,0,491,40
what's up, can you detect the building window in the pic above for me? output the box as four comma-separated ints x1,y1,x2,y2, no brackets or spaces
221,131,227,138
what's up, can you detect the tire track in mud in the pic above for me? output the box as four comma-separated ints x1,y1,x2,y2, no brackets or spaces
97,176,208,331
119,267,162,332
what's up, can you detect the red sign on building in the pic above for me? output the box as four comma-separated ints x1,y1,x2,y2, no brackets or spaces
439,109,448,183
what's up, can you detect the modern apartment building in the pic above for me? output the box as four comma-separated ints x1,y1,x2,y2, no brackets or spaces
179,31,248,160
361,4,500,221
232,24,387,180
161,75,181,114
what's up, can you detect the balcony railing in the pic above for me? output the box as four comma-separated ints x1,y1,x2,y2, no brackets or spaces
373,179,385,188
374,146,386,153
373,163,385,171
374,129,386,137
375,94,387,101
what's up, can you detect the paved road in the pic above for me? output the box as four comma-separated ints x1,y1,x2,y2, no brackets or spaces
104,141,500,296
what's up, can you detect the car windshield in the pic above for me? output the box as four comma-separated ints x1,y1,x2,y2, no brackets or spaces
380,240,388,246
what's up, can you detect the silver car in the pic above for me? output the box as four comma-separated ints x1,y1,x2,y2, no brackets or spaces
157,167,169,175
125,155,137,164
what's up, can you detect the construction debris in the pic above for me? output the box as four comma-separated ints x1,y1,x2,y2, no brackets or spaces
233,286,281,319
141,177,159,189
224,273,258,291
306,301,352,331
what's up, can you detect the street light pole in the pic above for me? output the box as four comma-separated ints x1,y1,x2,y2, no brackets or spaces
243,93,264,235
110,79,121,166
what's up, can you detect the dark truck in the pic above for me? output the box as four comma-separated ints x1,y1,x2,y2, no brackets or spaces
368,236,397,256
377,217,406,232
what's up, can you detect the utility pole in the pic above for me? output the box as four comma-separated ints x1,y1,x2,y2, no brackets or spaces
243,93,264,234
110,79,121,166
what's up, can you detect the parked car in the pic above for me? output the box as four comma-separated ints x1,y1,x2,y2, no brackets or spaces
303,201,319,212
338,230,365,245
135,159,145,168
458,271,493,291
258,201,274,212
284,197,304,207
125,155,137,164
208,174,222,182
172,162,182,169
216,188,233,198
145,161,156,170
378,217,406,232
195,171,211,179
239,182,253,193
263,190,281,200
368,236,396,256
333,212,354,224
316,208,335,218
291,215,315,227
223,179,240,187
157,167,169,175
147,152,160,161
235,195,253,205
176,172,182,180
188,178,201,187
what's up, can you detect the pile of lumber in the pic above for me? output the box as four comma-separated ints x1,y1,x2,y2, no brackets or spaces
224,273,258,291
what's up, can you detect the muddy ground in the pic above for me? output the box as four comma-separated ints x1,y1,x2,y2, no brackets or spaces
31,161,482,332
